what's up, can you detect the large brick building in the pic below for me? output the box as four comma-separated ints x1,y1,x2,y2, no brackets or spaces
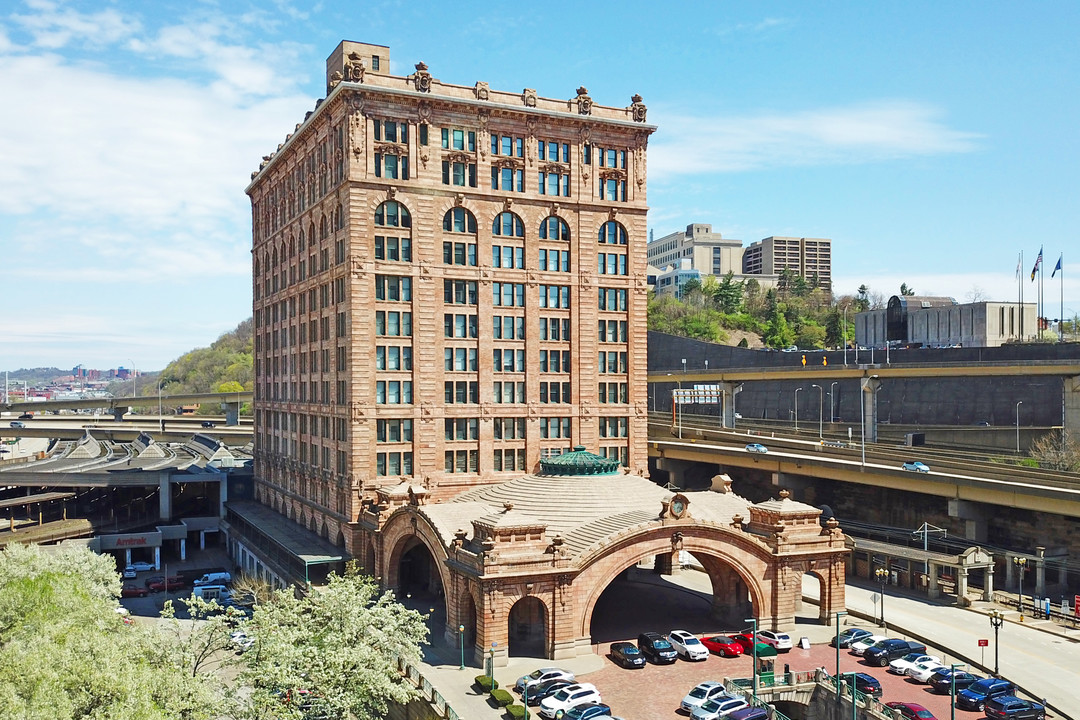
239,41,846,663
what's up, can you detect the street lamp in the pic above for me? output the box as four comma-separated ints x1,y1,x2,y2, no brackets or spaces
794,388,802,432
834,610,847,700
830,381,838,422
744,616,758,699
128,360,137,399
949,662,965,720
988,610,1004,676
843,307,849,367
812,384,823,439
1013,556,1027,616
458,624,465,670
1015,401,1023,453
875,566,889,629
840,672,858,720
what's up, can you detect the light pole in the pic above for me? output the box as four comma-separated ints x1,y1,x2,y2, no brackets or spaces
794,388,802,432
843,307,848,366
1013,556,1027,616
1015,401,1023,453
744,616,758,699
834,610,847,700
830,381,838,422
157,379,164,433
812,384,823,438
128,360,137,399
875,566,889,629
988,610,1003,676
840,672,858,720
949,662,965,720
458,624,465,670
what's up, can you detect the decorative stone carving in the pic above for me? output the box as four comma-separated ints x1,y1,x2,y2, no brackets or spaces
345,52,366,84
444,151,472,164
607,207,618,221
374,142,407,156
502,198,513,212
474,81,490,100
413,61,432,93
386,186,397,200
549,202,560,217
417,100,433,124
522,88,537,107
454,193,465,207
574,86,593,115
629,93,647,122
540,162,568,174
477,108,490,132
525,117,538,135
328,70,343,92
579,124,591,144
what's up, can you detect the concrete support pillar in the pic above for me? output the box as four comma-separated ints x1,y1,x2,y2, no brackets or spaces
200,530,207,550
112,407,129,422
957,568,969,605
719,382,742,429
219,473,229,518
653,552,675,575
158,473,171,521
1036,546,1047,598
154,546,161,570
860,376,881,443
1005,554,1015,587
1059,562,1068,586
180,538,187,561
983,565,994,602
222,401,241,426
928,562,940,599
125,549,132,566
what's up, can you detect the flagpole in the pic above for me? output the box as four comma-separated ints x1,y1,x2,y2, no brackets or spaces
1020,250,1024,340
1059,254,1064,342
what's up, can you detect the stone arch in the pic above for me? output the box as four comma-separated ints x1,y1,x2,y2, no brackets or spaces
575,524,774,637
508,595,549,658
380,509,453,614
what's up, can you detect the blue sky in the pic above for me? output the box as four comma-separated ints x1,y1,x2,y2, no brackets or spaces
2,0,1078,372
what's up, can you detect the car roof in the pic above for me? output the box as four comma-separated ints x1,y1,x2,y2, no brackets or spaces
694,681,723,689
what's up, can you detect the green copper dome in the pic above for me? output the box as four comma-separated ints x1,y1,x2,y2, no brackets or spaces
539,446,621,476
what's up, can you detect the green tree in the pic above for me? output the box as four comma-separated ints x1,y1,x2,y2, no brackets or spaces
714,272,744,314
242,564,428,720
790,274,810,297
763,305,796,349
900,283,915,296
856,284,870,311
794,320,827,350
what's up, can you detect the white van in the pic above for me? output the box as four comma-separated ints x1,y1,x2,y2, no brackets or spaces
191,584,230,601
193,572,232,586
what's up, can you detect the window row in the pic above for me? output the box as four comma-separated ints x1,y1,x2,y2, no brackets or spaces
376,345,412,371
540,349,571,373
598,351,628,374
493,348,527,372
377,418,413,443
376,380,413,404
598,382,629,404
494,315,525,340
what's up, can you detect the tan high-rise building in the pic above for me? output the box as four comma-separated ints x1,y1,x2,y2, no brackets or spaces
242,41,655,575
742,235,832,291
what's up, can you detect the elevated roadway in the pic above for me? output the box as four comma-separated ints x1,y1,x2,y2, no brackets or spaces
1,391,252,414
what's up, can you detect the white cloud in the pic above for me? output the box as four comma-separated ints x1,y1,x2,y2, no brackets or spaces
12,0,141,49
649,101,980,179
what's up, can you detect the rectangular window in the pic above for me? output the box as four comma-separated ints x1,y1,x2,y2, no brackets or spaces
375,275,412,302
539,285,571,309
444,381,479,404
539,317,571,341
376,380,413,405
444,418,480,441
492,245,524,269
540,417,572,439
493,417,527,439
443,279,479,305
539,381,571,405
377,419,414,443
598,288,628,312
492,381,526,404
375,311,412,337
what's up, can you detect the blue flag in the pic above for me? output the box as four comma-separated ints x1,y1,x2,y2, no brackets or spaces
1051,254,1063,278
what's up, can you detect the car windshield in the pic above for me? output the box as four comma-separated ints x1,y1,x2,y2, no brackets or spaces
712,636,733,642
700,699,724,712
684,637,702,645
653,639,672,649
689,686,712,698
967,680,994,693
621,646,639,654
915,712,934,720
528,670,544,680
901,653,921,661
553,690,571,701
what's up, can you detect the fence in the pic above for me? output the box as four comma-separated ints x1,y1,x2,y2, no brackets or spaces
398,657,461,720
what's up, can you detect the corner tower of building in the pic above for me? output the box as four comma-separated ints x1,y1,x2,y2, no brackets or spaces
246,41,656,568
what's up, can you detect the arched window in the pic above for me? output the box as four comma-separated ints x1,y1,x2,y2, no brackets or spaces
492,211,524,238
443,208,478,266
298,227,306,252
375,201,412,228
375,201,412,262
288,235,295,257
598,221,627,245
335,203,345,230
320,215,329,239
443,207,477,233
539,216,570,241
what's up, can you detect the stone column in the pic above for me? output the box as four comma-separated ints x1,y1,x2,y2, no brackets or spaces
1005,554,1015,587
653,552,675,575
860,376,881,443
928,562,940,599
154,546,161,570
1036,546,1047,598
957,568,969,605
983,564,994,602
180,538,187,561
158,473,172,521
720,382,742,429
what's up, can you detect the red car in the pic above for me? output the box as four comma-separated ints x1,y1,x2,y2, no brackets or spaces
700,635,744,657
885,702,937,720
148,576,185,592
731,633,757,653
121,584,150,598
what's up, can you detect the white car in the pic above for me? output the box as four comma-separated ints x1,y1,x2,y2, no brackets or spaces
122,566,137,579
889,653,940,675
850,635,887,656
538,683,600,719
230,630,255,652
908,660,947,683
668,630,710,661
680,681,727,712
128,561,156,572
516,667,575,694
757,630,792,652
690,695,748,720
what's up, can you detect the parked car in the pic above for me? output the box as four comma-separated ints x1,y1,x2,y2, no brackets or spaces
928,669,982,695
744,443,768,454
984,696,1046,720
862,638,926,666
884,702,937,720
122,566,137,579
700,635,744,657
144,575,165,588
561,702,611,720
121,584,149,598
832,628,874,648
230,630,255,652
956,678,1016,712
756,629,792,652
516,668,576,694
726,709,768,720
538,683,601,719
840,673,882,697
147,576,185,592
730,633,757,653
680,681,728,713
902,461,930,473
637,632,678,664
9,421,25,429
527,680,574,705
850,635,887,655
690,695,748,720
17,413,33,420
909,660,948,683
668,630,710,661
128,561,155,572
201,421,216,428
608,642,646,669
888,652,940,674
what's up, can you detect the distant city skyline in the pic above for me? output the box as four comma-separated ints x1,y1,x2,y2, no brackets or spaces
2,1,1077,371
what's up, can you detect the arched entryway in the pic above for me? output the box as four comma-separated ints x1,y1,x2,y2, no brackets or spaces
398,538,443,597
508,596,548,657
460,591,477,649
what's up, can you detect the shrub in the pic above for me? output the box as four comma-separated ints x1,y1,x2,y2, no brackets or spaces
491,689,514,707
475,675,499,692
506,703,529,720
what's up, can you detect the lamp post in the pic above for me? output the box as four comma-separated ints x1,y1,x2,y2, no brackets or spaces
128,360,137,399
949,662,965,720
794,388,802,432
744,616,758,699
1015,401,1023,453
834,610,847,700
875,566,889,629
1013,556,1027,616
830,381,838,422
988,610,1004,676
840,672,858,720
812,384,823,439
458,624,465,670
488,642,497,686
843,307,849,367
157,379,164,433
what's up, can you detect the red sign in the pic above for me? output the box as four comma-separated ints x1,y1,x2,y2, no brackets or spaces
1074,595,1080,616
978,639,989,647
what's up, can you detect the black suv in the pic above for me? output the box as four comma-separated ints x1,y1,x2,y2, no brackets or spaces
956,678,1015,711
841,673,882,697
636,632,677,664
928,669,981,694
863,639,926,666
984,696,1046,720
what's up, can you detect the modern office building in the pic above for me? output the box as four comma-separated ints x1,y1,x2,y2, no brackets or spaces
742,235,832,291
647,223,749,279
244,40,656,574
855,296,1038,348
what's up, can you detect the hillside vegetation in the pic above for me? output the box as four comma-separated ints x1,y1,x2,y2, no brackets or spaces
151,318,254,400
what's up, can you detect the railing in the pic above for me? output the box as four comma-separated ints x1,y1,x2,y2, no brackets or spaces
397,657,461,720
722,678,796,720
